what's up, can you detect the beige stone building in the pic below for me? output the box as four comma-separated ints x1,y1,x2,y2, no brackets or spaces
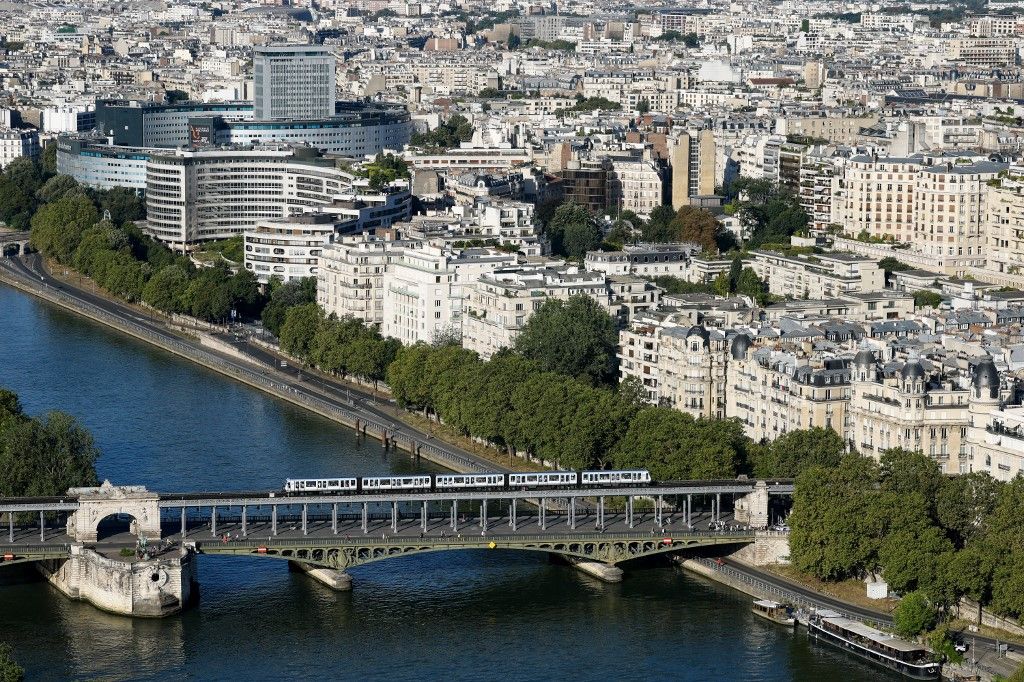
848,347,971,475
462,265,610,359
750,250,885,300
669,129,717,210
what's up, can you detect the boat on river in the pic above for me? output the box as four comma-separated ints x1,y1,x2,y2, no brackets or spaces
751,599,795,626
807,610,941,680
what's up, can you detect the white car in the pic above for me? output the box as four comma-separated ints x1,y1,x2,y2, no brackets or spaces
954,641,969,653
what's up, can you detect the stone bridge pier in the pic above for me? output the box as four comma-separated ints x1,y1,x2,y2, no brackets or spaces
66,481,162,542
733,481,769,529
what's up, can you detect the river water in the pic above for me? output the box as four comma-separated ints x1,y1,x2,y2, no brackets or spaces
0,284,896,681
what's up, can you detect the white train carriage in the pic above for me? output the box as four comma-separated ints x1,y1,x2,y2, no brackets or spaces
507,471,578,488
284,478,358,493
360,475,432,491
581,470,652,486
435,473,506,490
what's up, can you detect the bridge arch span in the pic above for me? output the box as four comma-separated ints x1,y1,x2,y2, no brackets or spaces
197,534,754,573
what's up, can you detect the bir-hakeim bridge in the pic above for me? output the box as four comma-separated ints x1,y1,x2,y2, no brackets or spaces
0,478,793,617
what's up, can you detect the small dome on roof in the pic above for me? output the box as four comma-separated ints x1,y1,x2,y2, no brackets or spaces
731,333,752,359
854,342,875,370
686,325,710,347
973,357,1000,400
900,360,926,381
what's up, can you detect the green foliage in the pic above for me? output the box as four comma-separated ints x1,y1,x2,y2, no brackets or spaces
641,205,721,253
636,98,650,115
545,202,599,260
279,303,323,358
651,276,716,295
751,427,845,478
556,97,622,116
611,408,744,480
914,290,943,309
513,296,618,386
521,38,575,50
261,277,317,335
0,642,24,682
409,114,474,151
362,153,410,190
728,177,808,248
30,194,98,262
477,87,503,98
0,388,99,499
789,455,880,581
878,256,912,277
892,592,937,637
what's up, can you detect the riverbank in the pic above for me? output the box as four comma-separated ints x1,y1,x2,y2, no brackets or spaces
0,256,496,476
679,556,1018,681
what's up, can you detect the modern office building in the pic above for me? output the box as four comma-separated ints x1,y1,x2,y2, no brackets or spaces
92,99,411,156
56,137,151,190
144,145,351,250
253,44,336,120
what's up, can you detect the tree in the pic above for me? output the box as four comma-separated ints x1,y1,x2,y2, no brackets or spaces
671,206,719,252
878,256,912,278
545,202,593,258
935,472,1000,548
513,295,618,385
29,194,99,263
788,455,879,581
879,448,944,518
751,427,845,478
142,265,191,313
610,408,742,480
914,291,943,309
387,344,436,412
261,277,317,336
0,642,23,682
562,218,602,261
35,175,84,203
636,97,650,115
279,303,323,360
734,267,767,301
892,591,937,637
97,186,146,225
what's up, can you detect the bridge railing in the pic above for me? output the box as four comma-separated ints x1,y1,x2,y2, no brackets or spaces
197,530,756,548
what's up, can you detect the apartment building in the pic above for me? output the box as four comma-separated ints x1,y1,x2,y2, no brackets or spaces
317,234,412,325
585,243,700,278
669,129,716,209
750,250,885,300
462,265,609,359
0,128,40,169
382,243,516,345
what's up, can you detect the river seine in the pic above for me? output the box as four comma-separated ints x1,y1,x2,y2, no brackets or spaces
0,284,896,681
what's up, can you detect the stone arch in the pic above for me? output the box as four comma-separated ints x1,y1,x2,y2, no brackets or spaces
95,513,140,541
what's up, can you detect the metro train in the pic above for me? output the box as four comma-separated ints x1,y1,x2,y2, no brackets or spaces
283,470,652,494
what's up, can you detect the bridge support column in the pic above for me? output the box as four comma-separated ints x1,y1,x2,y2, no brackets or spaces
627,496,634,529
597,497,605,531
289,562,352,592
569,497,576,530
656,495,664,528
211,507,217,538
181,508,186,539
715,493,721,523
421,501,427,533
362,503,368,534
510,499,517,531
569,558,624,583
686,494,692,528
391,502,397,532
540,498,546,530
302,504,308,536
272,506,278,536
332,504,337,535
242,505,247,537
8,512,13,543
39,511,44,542
451,500,458,532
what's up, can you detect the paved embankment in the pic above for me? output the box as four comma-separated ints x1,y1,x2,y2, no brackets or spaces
0,256,494,475
680,556,1016,681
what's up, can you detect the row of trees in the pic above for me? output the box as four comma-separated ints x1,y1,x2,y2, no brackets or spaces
789,448,1024,623
278,304,401,389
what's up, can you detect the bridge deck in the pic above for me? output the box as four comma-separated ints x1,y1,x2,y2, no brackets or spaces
0,481,793,513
